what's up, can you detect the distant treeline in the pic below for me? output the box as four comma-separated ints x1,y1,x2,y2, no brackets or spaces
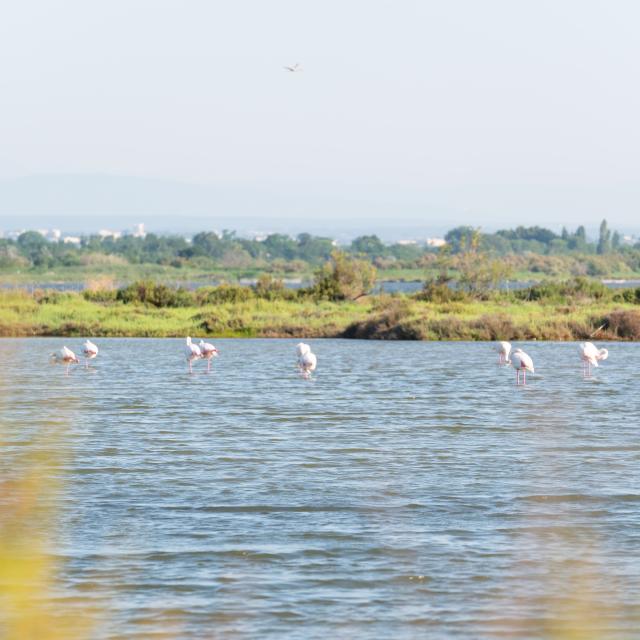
0,220,637,272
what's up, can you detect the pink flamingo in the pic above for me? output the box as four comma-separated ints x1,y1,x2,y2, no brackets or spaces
511,348,534,386
296,343,317,378
579,342,608,377
50,346,79,375
198,340,219,372
185,337,202,373
495,341,511,365
82,339,99,369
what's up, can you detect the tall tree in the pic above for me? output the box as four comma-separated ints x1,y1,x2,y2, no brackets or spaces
597,219,611,255
612,230,621,250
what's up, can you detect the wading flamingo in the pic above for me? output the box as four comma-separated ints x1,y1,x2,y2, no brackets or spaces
298,346,317,378
82,340,99,368
296,342,310,361
50,346,79,375
198,340,219,372
185,337,202,373
511,348,534,386
579,342,608,377
495,341,511,365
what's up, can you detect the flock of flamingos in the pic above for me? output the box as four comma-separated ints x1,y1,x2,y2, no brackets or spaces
49,338,607,384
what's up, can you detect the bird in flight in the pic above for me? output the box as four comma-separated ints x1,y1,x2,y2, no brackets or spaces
284,63,302,72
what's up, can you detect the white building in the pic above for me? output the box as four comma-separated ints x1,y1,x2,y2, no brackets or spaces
98,229,122,240
124,223,146,238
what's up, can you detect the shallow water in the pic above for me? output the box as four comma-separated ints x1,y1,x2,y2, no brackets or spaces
1,338,640,639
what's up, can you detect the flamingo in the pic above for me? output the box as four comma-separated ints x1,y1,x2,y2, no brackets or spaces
298,345,317,378
198,340,219,372
296,342,310,360
495,341,511,365
579,342,608,377
82,339,99,369
511,348,534,386
50,346,79,375
185,337,202,373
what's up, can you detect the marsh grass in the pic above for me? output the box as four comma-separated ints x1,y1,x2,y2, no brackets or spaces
0,286,639,340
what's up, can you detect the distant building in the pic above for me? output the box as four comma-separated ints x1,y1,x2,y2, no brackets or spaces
124,223,146,238
63,236,82,245
98,229,123,240
396,239,418,246
426,237,447,247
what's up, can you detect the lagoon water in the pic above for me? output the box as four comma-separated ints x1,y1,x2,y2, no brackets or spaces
1,338,640,638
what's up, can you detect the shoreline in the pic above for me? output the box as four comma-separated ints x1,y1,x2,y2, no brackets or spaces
1,289,639,341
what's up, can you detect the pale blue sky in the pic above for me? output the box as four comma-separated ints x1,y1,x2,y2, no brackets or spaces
1,1,639,235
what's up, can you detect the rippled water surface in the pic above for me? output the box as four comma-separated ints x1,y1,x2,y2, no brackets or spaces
2,338,640,638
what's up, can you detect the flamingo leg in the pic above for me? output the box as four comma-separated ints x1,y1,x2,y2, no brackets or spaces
188,360,192,374
207,359,211,373
523,370,526,386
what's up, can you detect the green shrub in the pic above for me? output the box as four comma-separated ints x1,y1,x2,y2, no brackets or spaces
312,250,377,301
195,284,254,305
116,280,194,307
252,274,296,300
516,277,611,302
83,289,118,303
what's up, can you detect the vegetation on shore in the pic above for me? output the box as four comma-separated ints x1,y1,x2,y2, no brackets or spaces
1,275,639,341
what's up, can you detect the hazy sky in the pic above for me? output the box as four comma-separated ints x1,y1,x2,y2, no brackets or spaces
1,0,639,235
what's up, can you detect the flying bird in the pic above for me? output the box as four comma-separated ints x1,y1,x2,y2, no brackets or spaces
185,337,202,374
50,346,79,375
578,342,608,377
198,340,219,372
82,339,99,368
495,341,511,365
284,63,303,72
511,348,534,386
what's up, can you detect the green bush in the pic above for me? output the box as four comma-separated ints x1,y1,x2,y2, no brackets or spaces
516,277,611,302
312,250,377,301
195,284,254,305
116,280,194,307
253,274,296,300
617,287,640,304
83,289,118,303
